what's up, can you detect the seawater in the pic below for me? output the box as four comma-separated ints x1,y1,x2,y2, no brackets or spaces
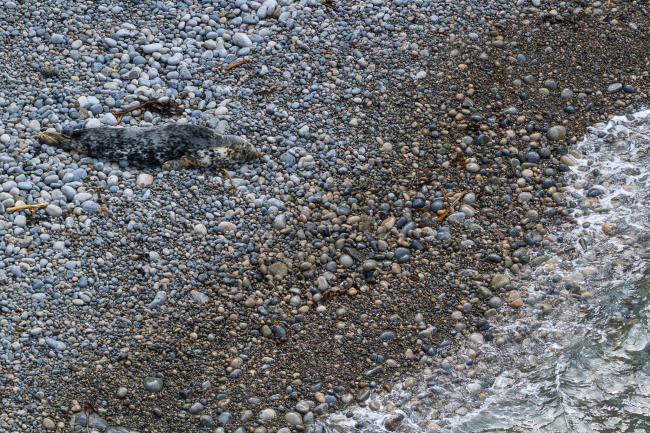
312,110,650,433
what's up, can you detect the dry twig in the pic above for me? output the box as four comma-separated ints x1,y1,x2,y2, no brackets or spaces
437,190,467,222
7,202,48,213
112,99,184,125
224,58,252,71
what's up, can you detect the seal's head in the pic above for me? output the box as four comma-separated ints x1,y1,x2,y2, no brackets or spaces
228,141,262,163
162,140,261,171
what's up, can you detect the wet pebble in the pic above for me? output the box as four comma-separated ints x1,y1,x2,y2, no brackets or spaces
144,377,163,393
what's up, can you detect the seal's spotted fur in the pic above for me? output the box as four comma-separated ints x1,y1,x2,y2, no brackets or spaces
37,124,260,169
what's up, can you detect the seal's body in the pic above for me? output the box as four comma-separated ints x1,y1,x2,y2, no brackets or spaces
37,124,260,169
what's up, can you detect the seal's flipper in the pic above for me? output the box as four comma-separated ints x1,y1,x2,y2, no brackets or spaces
162,159,183,171
36,132,77,150
162,155,198,171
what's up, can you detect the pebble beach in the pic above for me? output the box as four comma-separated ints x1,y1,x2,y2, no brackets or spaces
0,1,648,432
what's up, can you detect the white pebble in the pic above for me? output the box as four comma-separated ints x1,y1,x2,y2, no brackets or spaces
232,33,252,48
85,118,101,128
14,214,27,227
136,173,154,187
45,204,63,217
101,113,118,126
217,221,237,233
194,223,208,235
298,125,310,137
258,408,277,422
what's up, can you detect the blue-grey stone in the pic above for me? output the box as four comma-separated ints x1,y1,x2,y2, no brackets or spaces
266,198,286,210
525,151,540,163
90,104,103,115
394,247,411,262
179,66,192,80
436,227,452,242
280,152,296,166
232,33,252,48
447,212,466,224
45,204,63,217
200,415,214,427
81,201,100,214
623,84,635,93
73,192,92,203
43,174,59,185
17,181,33,190
148,290,167,309
101,113,118,126
46,337,66,351
50,34,65,44
218,412,232,425
243,15,259,25
189,402,204,414
142,43,163,54
257,0,277,18
547,125,566,141
607,83,623,93
73,168,87,180
167,53,183,66
431,199,445,211
9,265,22,277
144,377,163,392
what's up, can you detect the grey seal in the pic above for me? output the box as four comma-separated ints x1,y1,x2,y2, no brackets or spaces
36,124,260,169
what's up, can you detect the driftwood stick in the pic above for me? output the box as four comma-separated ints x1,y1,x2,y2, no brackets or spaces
112,99,184,124
224,58,252,71
7,202,48,213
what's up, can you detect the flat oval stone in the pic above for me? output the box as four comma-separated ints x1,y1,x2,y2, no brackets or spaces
258,408,276,422
607,82,623,93
547,125,566,141
144,377,163,393
379,330,396,342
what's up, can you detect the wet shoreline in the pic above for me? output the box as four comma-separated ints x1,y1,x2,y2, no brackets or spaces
317,109,650,433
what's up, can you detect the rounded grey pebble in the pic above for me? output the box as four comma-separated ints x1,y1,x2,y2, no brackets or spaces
340,254,354,267
144,377,163,393
466,382,482,395
189,402,204,414
547,125,567,141
560,88,573,99
488,297,503,308
200,415,214,427
232,33,253,48
285,411,303,426
607,83,623,93
258,408,276,422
